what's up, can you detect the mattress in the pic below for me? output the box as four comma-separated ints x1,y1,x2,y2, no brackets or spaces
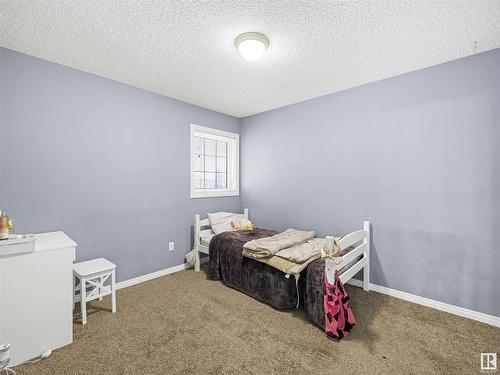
200,233,215,247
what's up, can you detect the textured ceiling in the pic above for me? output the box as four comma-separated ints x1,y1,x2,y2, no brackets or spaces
1,1,499,118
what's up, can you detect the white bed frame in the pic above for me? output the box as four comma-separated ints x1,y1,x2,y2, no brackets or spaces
325,221,371,291
192,208,249,272
192,208,370,292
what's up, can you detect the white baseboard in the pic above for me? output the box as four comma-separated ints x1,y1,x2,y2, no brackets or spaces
116,258,208,290
346,278,363,288
346,279,500,328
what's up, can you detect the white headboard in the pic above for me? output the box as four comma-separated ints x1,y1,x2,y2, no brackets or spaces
194,208,249,245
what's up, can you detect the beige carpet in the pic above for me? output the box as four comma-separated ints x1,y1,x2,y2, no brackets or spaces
15,265,499,375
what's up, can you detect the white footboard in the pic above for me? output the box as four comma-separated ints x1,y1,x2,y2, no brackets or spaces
325,221,371,291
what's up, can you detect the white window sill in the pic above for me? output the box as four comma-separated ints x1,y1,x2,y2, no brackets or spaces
190,190,239,199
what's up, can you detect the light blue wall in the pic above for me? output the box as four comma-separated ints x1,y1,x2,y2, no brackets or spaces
241,48,500,317
0,48,241,282
2,46,499,317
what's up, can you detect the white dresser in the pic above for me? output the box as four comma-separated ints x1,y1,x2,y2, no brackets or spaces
0,231,76,366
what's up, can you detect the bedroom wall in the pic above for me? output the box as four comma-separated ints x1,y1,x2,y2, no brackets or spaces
240,48,500,317
0,47,240,282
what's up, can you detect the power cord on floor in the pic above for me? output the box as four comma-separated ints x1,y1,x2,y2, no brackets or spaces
2,349,51,374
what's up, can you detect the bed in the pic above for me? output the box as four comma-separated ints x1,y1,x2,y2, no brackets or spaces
191,209,371,327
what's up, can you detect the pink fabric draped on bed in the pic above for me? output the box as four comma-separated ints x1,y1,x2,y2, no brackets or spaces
323,271,356,340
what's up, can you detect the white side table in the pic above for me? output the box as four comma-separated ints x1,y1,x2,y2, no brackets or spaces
73,258,116,325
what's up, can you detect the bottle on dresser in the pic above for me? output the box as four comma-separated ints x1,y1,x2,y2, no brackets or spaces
0,210,14,240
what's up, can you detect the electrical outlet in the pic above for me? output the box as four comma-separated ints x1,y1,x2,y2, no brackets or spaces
169,242,174,251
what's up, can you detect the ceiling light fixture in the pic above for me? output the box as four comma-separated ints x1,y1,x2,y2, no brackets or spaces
235,32,269,61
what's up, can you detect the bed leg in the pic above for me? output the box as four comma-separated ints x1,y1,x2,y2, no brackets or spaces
194,250,201,272
363,264,370,291
194,214,201,272
363,221,371,291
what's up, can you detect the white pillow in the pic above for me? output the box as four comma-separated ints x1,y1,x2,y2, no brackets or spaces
207,212,244,234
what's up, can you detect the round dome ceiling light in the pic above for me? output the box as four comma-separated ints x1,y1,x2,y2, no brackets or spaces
235,32,269,61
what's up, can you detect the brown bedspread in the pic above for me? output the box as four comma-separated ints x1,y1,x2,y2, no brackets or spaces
207,228,325,327
303,258,327,328
207,229,360,328
207,228,308,309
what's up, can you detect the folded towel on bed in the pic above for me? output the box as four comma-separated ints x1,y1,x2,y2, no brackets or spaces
273,238,324,263
251,251,321,276
243,228,315,259
245,237,324,277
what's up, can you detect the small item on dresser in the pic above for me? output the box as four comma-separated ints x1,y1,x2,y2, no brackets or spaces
0,213,9,240
323,270,356,341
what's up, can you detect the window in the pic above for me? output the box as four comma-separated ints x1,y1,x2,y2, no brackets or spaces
190,124,239,198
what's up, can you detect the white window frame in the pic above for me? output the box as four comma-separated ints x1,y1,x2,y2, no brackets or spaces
190,124,239,199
